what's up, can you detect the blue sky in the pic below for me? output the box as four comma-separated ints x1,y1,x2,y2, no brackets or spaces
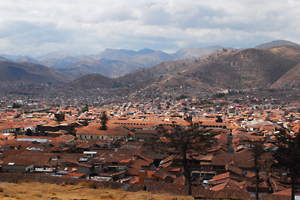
0,0,299,56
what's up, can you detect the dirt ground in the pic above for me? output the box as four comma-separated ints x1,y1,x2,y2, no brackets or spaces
0,182,194,200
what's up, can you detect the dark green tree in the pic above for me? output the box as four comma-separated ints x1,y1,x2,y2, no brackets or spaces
215,116,223,122
156,122,219,195
272,128,300,200
12,103,21,108
25,128,33,136
247,139,268,200
99,111,108,130
81,104,88,113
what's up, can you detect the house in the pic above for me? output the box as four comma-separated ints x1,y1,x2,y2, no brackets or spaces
59,160,92,177
139,170,156,185
1,158,34,173
152,168,177,183
36,119,81,136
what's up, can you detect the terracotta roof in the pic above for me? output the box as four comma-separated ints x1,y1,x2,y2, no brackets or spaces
153,168,176,179
212,172,230,182
211,150,253,169
272,189,292,196
225,164,243,175
2,157,35,166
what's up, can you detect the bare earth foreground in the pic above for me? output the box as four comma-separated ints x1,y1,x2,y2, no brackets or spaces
0,182,193,200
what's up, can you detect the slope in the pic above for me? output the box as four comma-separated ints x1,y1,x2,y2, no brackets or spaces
267,45,300,63
60,59,144,78
0,61,73,86
67,73,115,89
271,63,300,89
116,48,298,91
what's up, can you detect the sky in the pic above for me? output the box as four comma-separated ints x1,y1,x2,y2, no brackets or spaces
0,0,300,57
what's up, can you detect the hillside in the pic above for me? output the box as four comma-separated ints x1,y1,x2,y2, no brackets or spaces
267,45,300,63
67,73,115,89
114,48,298,91
271,63,300,89
116,59,196,85
0,61,73,87
60,58,144,78
212,48,297,87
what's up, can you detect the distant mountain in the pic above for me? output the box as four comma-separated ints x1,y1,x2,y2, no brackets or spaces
67,73,115,89
137,48,156,54
0,55,12,62
15,56,40,64
0,61,73,87
0,54,22,60
255,40,299,49
93,49,136,60
35,51,92,68
39,57,83,68
93,48,174,67
36,51,80,61
49,46,227,77
59,58,144,78
173,46,224,60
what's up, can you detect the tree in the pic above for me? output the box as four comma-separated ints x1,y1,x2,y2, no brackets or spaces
99,111,108,130
25,128,33,136
215,116,223,122
156,122,219,195
81,104,88,113
272,128,300,200
12,103,21,108
247,139,268,200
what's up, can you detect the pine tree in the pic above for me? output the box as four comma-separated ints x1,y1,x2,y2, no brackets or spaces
155,122,219,195
247,139,268,200
272,128,300,200
99,111,108,130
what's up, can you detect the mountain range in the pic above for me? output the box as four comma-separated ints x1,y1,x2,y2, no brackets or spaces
1,46,224,78
0,40,300,94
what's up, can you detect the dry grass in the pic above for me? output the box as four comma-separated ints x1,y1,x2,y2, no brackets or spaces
0,182,194,200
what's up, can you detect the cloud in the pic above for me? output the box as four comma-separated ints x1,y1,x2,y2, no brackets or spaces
0,0,299,56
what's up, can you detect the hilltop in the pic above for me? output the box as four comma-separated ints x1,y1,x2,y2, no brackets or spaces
255,40,299,49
